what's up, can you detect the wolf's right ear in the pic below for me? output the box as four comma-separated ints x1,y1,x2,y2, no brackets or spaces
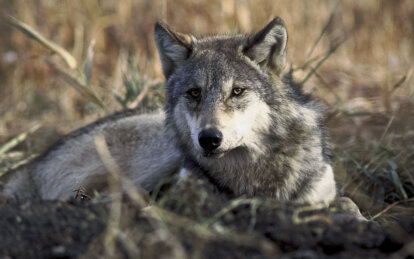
154,22,193,78
243,17,288,76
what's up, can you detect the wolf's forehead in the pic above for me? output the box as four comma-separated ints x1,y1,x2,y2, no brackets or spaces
188,52,242,80
183,52,260,93
187,60,235,90
195,34,247,50
192,70,234,90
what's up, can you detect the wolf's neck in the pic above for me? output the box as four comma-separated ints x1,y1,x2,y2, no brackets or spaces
194,117,325,200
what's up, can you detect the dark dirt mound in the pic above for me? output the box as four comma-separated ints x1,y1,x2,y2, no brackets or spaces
0,176,413,258
0,201,108,258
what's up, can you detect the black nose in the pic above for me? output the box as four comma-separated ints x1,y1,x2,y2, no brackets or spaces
198,129,223,151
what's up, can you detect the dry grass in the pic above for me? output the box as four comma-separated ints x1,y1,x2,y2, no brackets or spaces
0,0,413,223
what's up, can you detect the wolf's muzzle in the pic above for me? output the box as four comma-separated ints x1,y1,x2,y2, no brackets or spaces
198,129,223,151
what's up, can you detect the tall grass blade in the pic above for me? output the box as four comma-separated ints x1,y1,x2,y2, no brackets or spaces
300,41,343,85
5,15,77,69
387,160,408,200
83,39,96,85
0,154,37,178
306,1,339,59
349,155,377,182
0,124,40,155
47,61,107,112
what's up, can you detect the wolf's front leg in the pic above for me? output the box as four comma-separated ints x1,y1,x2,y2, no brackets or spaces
302,164,337,204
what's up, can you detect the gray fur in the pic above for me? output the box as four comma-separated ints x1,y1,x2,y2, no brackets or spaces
2,111,181,200
1,17,336,203
156,17,336,203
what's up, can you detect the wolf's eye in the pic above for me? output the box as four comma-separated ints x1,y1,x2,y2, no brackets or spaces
232,88,244,96
187,88,201,98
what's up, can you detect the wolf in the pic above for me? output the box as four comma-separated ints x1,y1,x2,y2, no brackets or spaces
1,17,336,203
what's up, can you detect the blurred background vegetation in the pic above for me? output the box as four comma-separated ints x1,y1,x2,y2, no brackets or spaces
0,0,413,220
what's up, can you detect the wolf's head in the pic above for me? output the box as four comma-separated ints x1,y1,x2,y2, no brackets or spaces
155,18,288,160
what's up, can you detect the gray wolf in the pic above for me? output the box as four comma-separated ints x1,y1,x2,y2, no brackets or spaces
1,17,336,203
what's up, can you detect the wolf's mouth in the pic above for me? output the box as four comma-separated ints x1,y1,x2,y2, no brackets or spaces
202,144,245,158
203,150,226,158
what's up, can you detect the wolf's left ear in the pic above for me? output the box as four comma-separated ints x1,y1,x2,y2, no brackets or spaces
154,21,193,78
243,17,287,76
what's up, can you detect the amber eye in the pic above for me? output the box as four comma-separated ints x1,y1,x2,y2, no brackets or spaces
232,88,244,96
188,88,201,98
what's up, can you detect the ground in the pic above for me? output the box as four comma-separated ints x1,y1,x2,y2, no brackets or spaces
1,176,412,258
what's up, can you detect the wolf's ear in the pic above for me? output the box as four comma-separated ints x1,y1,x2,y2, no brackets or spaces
243,17,287,76
154,21,193,78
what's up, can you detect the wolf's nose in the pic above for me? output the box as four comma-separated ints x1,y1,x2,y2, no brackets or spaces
198,129,223,151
